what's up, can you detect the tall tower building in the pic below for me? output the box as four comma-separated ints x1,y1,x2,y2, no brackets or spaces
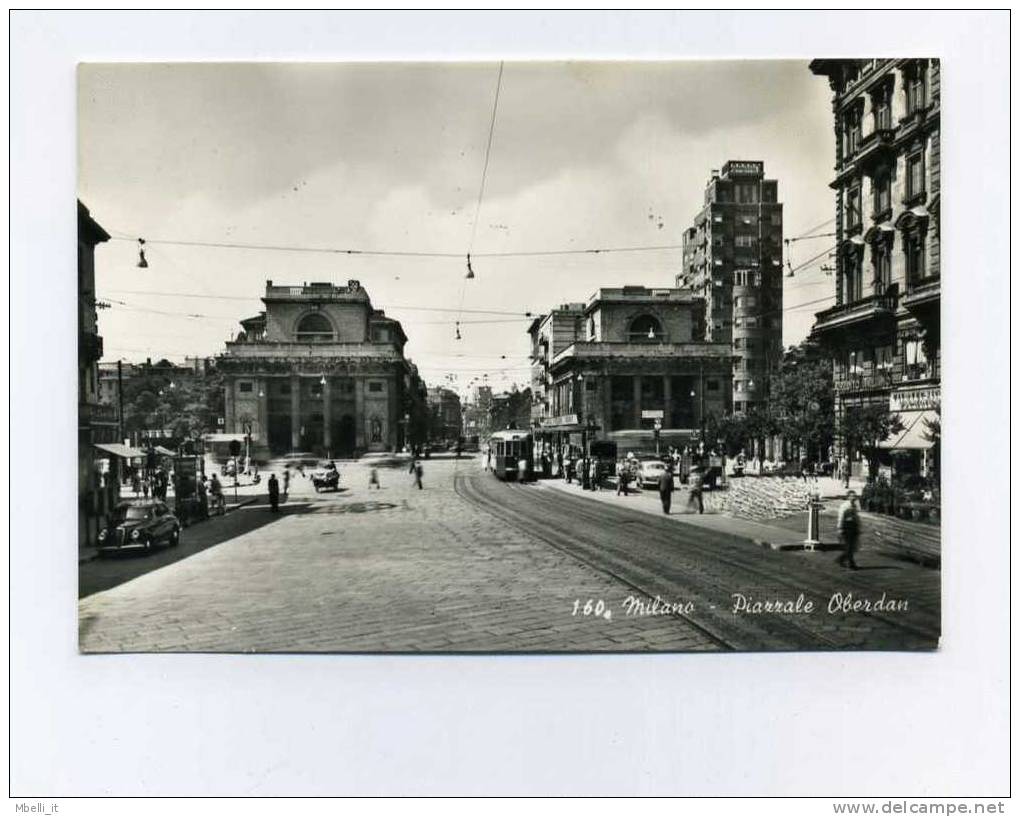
678,160,784,414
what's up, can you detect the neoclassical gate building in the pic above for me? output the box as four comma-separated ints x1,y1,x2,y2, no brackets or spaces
218,279,427,460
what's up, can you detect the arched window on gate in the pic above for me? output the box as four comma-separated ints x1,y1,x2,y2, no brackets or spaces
295,313,334,342
628,314,664,342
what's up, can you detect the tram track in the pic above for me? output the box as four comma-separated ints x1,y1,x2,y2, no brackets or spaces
523,480,941,646
455,472,939,651
455,473,737,651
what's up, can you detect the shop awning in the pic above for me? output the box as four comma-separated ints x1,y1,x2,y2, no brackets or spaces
202,433,248,443
93,443,146,459
153,445,177,457
879,410,938,450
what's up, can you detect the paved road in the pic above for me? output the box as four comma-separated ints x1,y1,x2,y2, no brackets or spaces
78,456,939,653
460,475,939,651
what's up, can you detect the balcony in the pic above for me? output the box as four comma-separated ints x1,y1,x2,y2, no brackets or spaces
813,288,897,337
855,127,897,172
901,275,940,323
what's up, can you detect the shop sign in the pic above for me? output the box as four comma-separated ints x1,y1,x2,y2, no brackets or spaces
641,410,664,419
541,414,579,428
834,370,893,394
890,386,940,413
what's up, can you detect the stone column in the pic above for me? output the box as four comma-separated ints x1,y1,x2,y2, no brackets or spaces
601,374,612,434
224,380,235,432
663,375,672,428
632,375,643,429
354,377,367,451
290,374,301,450
257,377,269,455
322,376,332,456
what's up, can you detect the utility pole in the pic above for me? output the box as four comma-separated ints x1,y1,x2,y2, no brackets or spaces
117,359,125,444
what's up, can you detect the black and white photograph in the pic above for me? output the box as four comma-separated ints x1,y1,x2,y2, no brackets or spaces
11,8,1012,802
76,59,942,654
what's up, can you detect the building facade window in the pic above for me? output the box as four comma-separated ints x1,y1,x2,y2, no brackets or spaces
872,82,893,130
239,381,253,393
904,230,926,283
368,381,384,393
843,248,864,303
906,151,926,201
872,239,892,291
295,313,334,342
873,171,892,218
905,61,927,115
628,314,663,342
843,105,863,157
903,338,929,380
875,344,895,370
846,186,862,230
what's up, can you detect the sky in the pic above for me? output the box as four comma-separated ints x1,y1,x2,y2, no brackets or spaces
78,61,837,399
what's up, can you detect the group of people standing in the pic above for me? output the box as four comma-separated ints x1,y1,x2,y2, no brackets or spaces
129,467,170,501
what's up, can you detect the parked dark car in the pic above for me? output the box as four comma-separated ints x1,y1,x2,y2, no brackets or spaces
96,500,181,556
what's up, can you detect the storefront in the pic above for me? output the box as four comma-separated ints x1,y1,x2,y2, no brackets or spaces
880,385,940,479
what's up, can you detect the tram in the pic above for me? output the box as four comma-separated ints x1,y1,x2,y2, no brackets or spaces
487,429,534,481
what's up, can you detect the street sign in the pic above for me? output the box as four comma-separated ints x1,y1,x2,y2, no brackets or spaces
642,410,664,419
653,419,663,430
217,417,225,426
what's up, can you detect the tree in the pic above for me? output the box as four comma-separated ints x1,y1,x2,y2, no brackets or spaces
120,367,225,444
922,402,941,484
841,404,904,484
769,341,835,462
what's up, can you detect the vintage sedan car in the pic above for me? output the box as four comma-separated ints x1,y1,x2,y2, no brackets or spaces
637,458,672,489
97,500,181,555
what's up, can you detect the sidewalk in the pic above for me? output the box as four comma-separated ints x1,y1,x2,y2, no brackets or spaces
538,477,940,566
78,492,261,565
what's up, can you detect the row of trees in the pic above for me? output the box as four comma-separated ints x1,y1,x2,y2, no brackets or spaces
119,365,225,444
704,340,908,482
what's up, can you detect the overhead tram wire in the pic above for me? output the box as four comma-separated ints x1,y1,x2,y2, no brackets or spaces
457,61,505,344
108,235,688,260
100,288,533,317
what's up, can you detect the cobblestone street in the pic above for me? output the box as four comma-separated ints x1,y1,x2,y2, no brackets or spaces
79,457,721,652
79,455,939,653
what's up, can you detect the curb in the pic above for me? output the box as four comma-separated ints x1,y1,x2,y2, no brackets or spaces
78,495,261,565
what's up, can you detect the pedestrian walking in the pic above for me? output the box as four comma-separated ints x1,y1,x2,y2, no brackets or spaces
836,490,861,570
589,456,600,491
517,455,528,482
369,467,380,490
267,473,280,512
283,467,291,497
658,467,674,514
688,465,704,514
142,476,150,499
196,476,209,519
413,460,424,490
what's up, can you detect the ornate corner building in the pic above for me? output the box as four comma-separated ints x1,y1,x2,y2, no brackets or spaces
809,59,941,475
528,287,732,454
217,280,428,460
678,160,784,417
